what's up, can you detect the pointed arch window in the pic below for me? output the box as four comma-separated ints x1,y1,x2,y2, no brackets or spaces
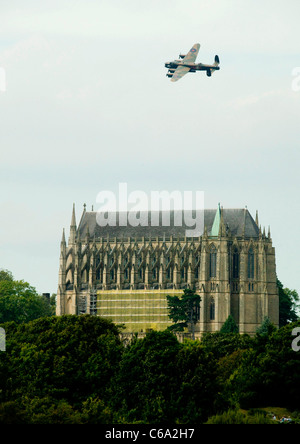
96,266,102,281
210,298,215,320
209,245,217,278
167,267,172,280
233,247,239,279
95,256,101,281
181,267,185,280
248,248,254,279
139,267,144,280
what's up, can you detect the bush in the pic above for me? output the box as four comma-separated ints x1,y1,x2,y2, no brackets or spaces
205,410,275,424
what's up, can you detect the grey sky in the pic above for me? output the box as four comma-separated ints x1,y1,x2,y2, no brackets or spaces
0,0,299,296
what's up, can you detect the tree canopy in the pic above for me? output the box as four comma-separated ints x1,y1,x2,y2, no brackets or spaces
0,270,54,324
0,269,299,423
0,270,13,282
220,315,239,334
277,279,299,326
0,315,299,423
166,288,200,338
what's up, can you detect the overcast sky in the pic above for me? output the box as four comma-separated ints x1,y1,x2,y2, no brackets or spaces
0,0,299,296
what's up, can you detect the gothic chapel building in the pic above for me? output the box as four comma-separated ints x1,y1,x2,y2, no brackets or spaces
57,204,279,337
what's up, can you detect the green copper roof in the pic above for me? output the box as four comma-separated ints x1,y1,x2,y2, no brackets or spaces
210,203,221,236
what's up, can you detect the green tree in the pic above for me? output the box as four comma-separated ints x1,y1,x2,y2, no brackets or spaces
111,330,181,423
50,293,57,311
81,397,114,424
166,288,200,339
0,315,123,410
0,269,14,282
0,401,27,424
205,410,274,424
220,315,239,333
175,340,221,423
223,320,300,409
18,397,82,424
201,331,252,359
256,316,276,336
0,279,54,324
277,279,299,327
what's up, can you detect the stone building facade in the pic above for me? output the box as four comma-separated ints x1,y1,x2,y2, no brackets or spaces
56,204,279,337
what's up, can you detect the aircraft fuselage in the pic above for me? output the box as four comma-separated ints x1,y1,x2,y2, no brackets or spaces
165,61,220,72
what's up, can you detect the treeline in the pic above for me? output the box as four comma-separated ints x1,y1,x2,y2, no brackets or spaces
0,314,299,424
0,269,55,324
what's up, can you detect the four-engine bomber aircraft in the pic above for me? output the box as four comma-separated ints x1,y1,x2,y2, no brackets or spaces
165,43,220,82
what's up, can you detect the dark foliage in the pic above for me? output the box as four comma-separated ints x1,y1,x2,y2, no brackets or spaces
166,289,200,336
0,315,299,423
0,315,123,415
277,279,299,327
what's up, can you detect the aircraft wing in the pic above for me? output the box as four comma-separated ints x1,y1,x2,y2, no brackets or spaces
171,66,190,82
182,43,200,64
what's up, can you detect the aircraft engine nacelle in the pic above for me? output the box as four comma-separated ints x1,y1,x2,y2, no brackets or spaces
166,73,173,78
179,54,186,59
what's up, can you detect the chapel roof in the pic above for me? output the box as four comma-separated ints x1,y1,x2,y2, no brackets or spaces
75,207,259,240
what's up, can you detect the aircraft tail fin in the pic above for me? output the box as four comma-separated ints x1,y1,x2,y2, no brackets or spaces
208,55,220,76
